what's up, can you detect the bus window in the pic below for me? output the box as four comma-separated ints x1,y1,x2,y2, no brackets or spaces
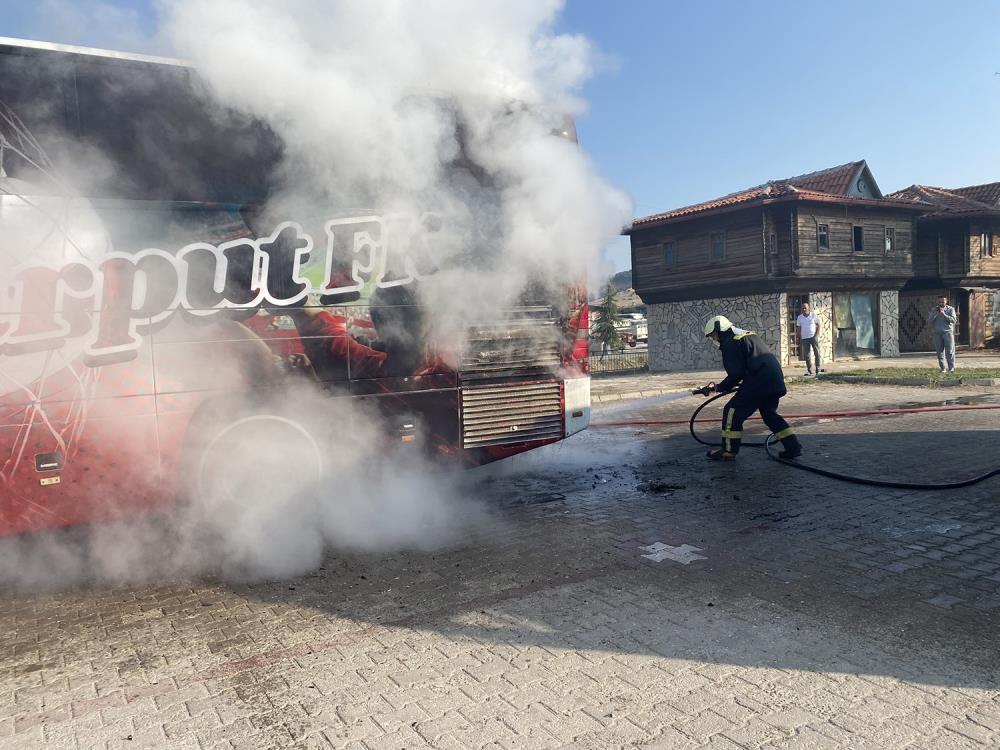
73,59,281,203
0,50,75,186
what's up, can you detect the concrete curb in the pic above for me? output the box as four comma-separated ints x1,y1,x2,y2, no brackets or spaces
816,374,1000,387
593,375,1000,403
592,388,689,403
590,383,697,404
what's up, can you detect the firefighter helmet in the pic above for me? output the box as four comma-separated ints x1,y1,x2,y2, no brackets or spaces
704,315,734,337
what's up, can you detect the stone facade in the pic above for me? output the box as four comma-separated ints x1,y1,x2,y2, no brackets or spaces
879,290,900,357
648,294,784,372
776,294,791,365
649,289,901,372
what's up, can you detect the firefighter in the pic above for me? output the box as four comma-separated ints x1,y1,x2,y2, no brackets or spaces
695,315,802,461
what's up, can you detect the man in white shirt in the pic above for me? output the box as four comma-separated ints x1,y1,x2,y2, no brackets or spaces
796,302,821,376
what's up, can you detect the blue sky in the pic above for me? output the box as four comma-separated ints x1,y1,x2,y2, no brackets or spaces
3,0,998,271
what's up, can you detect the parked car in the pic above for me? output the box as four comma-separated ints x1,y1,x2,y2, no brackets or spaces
625,314,648,344
589,315,646,349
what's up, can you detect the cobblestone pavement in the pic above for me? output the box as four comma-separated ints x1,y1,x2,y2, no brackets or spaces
3,383,1000,749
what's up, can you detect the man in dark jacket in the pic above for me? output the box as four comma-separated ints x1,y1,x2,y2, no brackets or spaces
695,315,803,461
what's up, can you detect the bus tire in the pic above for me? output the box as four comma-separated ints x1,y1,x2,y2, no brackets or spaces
175,397,328,576
178,397,325,511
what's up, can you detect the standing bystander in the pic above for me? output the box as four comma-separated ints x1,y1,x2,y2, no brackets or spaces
928,294,958,373
796,302,822,376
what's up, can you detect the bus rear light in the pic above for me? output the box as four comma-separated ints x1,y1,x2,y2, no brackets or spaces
570,302,590,372
571,339,590,369
577,302,589,334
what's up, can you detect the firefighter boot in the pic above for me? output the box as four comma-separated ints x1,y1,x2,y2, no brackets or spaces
706,448,736,461
776,429,802,460
707,427,740,460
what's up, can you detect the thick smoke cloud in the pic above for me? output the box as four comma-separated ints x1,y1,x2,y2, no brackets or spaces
0,0,631,587
0,387,495,587
165,0,632,337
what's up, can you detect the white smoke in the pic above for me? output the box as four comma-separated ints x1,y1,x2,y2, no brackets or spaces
164,0,631,337
0,0,631,588
0,385,495,588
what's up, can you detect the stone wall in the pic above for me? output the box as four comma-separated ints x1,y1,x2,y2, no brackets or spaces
777,294,789,365
649,289,904,371
648,294,784,372
879,290,900,357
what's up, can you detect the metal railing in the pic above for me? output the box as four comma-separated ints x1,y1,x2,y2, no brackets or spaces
589,348,649,374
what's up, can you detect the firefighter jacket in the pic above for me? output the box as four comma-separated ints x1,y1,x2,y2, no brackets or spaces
715,331,787,398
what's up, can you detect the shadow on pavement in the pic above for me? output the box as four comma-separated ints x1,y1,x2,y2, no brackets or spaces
0,403,997,709
214,420,1000,693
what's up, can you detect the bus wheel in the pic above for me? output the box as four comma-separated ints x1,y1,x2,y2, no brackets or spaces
179,408,327,577
195,413,324,507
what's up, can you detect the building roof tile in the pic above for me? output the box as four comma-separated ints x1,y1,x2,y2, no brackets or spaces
779,160,865,195
632,160,919,228
886,184,1000,219
949,182,1000,208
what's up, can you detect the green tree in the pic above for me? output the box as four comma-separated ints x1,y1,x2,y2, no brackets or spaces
592,281,623,352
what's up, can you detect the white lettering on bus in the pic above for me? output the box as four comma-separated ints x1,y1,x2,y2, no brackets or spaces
0,215,429,367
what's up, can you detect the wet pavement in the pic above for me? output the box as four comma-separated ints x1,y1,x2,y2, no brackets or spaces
3,382,1000,749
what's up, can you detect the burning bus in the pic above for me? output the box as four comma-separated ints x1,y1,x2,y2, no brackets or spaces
0,37,592,536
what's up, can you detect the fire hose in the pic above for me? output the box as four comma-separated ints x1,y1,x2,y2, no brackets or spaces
592,390,1000,490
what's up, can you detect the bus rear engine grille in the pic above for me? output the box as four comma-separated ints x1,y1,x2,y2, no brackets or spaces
460,338,562,377
461,382,562,448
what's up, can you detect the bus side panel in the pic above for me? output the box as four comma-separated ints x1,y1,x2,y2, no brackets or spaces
0,322,163,535
0,399,163,535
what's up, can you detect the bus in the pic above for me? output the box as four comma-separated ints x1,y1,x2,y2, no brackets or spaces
0,38,591,536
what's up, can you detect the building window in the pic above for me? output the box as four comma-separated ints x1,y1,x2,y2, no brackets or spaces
852,225,864,252
663,241,677,267
710,232,726,260
885,227,896,254
817,224,830,252
982,233,995,258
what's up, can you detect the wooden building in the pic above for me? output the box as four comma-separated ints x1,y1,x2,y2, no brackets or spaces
628,161,928,371
886,183,1000,351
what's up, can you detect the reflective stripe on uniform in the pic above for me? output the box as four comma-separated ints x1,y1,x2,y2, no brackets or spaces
720,430,742,438
722,409,736,451
774,427,795,439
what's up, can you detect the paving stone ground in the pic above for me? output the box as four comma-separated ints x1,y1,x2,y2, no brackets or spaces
2,382,1000,749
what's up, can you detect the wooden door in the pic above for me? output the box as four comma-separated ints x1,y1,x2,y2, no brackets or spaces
970,291,986,349
955,289,970,346
787,294,809,360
